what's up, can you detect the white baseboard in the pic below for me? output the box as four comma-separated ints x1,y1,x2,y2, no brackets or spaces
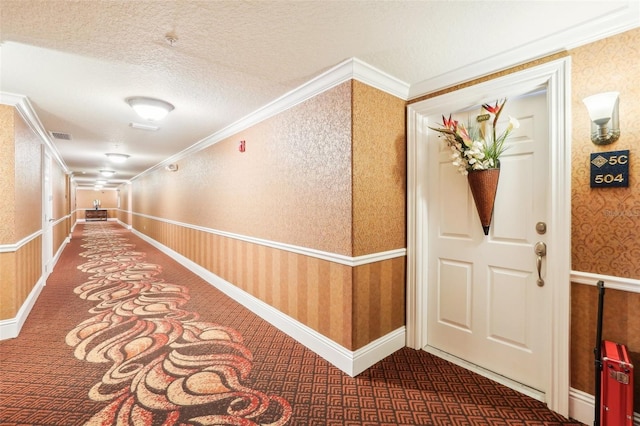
570,387,640,426
131,227,405,376
116,219,132,230
0,277,45,340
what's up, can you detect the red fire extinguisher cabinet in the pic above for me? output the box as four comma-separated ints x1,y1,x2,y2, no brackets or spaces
600,340,634,425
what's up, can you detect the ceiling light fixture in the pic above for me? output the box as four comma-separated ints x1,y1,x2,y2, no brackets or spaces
105,153,130,163
129,122,160,131
100,169,115,177
126,97,174,121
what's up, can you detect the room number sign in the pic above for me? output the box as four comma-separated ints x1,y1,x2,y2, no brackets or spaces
590,150,629,188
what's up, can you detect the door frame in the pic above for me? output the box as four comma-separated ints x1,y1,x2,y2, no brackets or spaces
42,149,53,279
406,58,571,416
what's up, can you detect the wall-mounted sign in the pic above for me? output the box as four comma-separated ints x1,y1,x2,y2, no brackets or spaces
590,150,629,188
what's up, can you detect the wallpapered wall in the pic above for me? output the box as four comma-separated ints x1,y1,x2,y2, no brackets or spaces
569,27,640,407
76,188,118,221
0,106,43,320
0,105,15,244
135,82,354,255
14,109,42,241
130,80,406,350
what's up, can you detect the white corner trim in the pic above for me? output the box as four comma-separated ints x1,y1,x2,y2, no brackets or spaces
131,58,409,182
351,57,411,100
571,270,640,293
0,277,45,340
0,91,69,174
131,226,405,376
131,212,405,267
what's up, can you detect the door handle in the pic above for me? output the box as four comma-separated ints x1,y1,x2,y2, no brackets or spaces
534,241,546,287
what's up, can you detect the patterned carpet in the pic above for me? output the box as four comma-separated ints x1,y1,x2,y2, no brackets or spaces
0,222,584,425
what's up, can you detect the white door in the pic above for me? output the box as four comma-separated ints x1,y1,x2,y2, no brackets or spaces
43,150,53,278
426,91,550,393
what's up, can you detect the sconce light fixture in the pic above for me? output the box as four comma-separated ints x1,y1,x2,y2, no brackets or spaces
100,169,116,177
126,97,174,121
105,153,130,163
583,92,620,145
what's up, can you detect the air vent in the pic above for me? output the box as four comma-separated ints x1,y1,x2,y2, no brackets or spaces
50,131,72,140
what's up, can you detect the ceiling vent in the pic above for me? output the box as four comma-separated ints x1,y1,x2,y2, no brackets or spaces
50,131,72,140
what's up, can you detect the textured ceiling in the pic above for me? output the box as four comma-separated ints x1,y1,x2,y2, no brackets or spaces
1,0,638,188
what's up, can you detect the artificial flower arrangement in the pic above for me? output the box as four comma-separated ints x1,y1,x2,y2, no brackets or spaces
429,99,519,175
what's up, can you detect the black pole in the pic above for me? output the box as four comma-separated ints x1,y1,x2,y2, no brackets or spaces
594,280,605,426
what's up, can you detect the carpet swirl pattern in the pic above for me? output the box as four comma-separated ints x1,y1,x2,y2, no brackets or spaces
64,224,292,425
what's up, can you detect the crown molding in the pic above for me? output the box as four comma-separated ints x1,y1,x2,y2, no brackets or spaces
131,58,409,182
409,0,640,99
0,91,69,174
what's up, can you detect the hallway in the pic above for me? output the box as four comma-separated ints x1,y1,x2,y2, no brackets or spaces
0,222,583,425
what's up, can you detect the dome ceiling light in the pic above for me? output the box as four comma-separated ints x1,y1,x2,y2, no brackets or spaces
126,97,174,121
100,169,116,177
105,153,130,163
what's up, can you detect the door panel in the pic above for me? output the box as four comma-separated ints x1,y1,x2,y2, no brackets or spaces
427,92,549,393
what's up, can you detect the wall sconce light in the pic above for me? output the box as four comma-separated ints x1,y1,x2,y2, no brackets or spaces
239,140,246,152
105,153,130,163
583,92,620,145
126,97,174,121
100,169,116,177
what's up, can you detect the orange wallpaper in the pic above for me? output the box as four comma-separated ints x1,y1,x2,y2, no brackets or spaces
0,105,15,244
352,81,406,256
0,251,16,318
135,81,354,256
569,27,640,408
76,188,118,210
571,27,640,277
130,79,407,350
0,233,41,320
132,216,404,350
14,109,42,240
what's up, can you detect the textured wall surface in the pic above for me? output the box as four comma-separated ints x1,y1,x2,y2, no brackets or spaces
571,28,640,276
136,82,353,255
14,110,42,241
76,188,118,210
0,106,43,320
130,80,407,350
569,27,640,408
0,105,15,244
352,81,406,256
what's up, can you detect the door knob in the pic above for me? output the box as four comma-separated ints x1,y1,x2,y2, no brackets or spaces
534,242,546,287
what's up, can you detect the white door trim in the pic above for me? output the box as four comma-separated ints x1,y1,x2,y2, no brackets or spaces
406,58,572,416
42,149,54,279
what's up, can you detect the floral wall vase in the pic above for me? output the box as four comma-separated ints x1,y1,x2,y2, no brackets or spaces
467,168,500,235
